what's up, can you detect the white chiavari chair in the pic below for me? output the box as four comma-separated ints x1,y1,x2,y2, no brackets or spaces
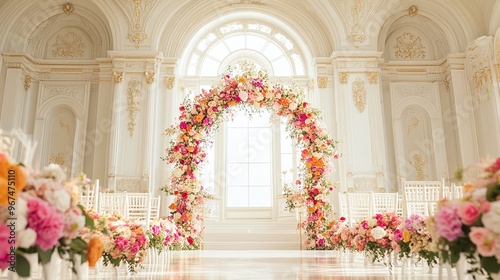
451,183,464,199
150,195,161,220
126,192,151,225
346,192,371,226
99,192,127,217
401,179,445,218
78,179,99,211
371,192,399,214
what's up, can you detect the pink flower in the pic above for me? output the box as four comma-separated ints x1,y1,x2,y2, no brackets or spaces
238,91,248,102
115,236,129,251
434,205,464,242
393,229,403,242
27,198,64,250
458,202,479,225
469,227,496,257
0,224,12,271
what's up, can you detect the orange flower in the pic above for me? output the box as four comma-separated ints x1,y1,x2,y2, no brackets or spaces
188,147,195,153
0,160,26,206
87,237,104,267
228,100,236,106
464,183,473,193
194,115,204,123
308,206,315,213
169,203,176,210
238,77,246,83
279,98,290,107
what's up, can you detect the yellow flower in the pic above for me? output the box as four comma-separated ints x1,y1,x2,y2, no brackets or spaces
403,229,411,243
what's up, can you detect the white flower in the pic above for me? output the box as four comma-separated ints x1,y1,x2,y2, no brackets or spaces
289,102,298,111
45,188,71,212
482,201,500,234
272,102,281,112
371,226,386,240
367,218,377,227
172,168,184,178
41,163,66,182
17,228,37,248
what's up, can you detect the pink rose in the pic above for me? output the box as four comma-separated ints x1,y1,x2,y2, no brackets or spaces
238,91,248,102
434,205,464,242
0,224,12,270
27,198,64,250
458,202,479,225
469,227,496,257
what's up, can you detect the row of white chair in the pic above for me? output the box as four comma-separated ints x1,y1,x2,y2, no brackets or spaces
338,192,400,226
77,180,161,226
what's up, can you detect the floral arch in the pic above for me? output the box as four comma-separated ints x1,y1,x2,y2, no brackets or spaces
163,62,339,250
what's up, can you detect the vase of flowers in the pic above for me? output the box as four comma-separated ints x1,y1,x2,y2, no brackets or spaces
429,157,500,279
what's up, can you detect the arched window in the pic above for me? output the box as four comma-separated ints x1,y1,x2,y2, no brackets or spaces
181,21,306,220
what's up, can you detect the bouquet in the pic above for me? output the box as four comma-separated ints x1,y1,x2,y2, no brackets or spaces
394,214,438,266
146,218,179,254
352,212,402,264
429,157,500,279
101,215,149,272
325,217,351,251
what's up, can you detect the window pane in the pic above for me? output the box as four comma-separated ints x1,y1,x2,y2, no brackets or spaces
248,128,271,162
228,112,248,127
246,35,267,52
227,163,248,185
227,128,249,162
248,112,271,127
201,57,219,76
281,154,293,174
262,43,283,61
227,187,248,207
225,35,245,51
208,42,229,61
272,56,292,76
248,163,271,186
249,187,271,207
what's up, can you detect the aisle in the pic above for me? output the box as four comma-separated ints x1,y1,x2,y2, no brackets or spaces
85,250,446,279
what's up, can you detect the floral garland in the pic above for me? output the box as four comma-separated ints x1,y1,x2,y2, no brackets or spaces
163,63,339,249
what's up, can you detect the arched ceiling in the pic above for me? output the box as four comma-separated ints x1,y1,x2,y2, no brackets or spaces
152,0,335,59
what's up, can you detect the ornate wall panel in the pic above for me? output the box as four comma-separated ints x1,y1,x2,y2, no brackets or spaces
34,81,90,178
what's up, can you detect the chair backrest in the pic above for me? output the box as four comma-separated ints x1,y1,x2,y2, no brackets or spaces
78,179,99,211
346,192,371,226
337,193,348,218
149,195,161,220
125,192,151,224
99,192,127,217
452,183,464,199
402,179,445,218
371,192,399,214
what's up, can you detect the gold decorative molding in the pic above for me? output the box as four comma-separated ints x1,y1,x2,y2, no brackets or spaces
63,3,74,14
52,32,85,58
59,120,70,135
444,77,450,92
113,71,123,84
317,76,327,89
352,77,366,113
165,76,174,89
339,72,349,84
407,116,419,135
144,71,155,84
338,0,378,47
411,153,427,180
366,72,378,84
394,32,426,59
116,178,144,192
122,0,153,49
127,78,142,137
408,5,418,17
49,152,66,166
353,177,378,191
24,75,32,90
473,66,492,101
496,64,500,81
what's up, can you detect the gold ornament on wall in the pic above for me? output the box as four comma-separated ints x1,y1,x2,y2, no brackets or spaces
394,32,426,59
127,78,142,137
113,71,123,84
339,72,349,84
49,152,66,166
352,77,366,113
63,3,74,15
59,120,70,136
317,76,327,89
52,32,85,58
411,153,427,180
144,71,155,84
408,5,418,17
24,75,32,90
165,76,174,89
366,72,378,84
406,116,419,135
118,0,155,49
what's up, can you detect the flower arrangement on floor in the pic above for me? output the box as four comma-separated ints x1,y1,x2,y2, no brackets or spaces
429,157,500,279
163,61,339,249
351,212,402,264
0,156,93,277
100,214,149,273
325,217,351,251
394,214,438,266
146,218,180,253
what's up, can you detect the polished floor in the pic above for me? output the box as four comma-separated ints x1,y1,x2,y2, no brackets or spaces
2,250,468,280
90,250,454,280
